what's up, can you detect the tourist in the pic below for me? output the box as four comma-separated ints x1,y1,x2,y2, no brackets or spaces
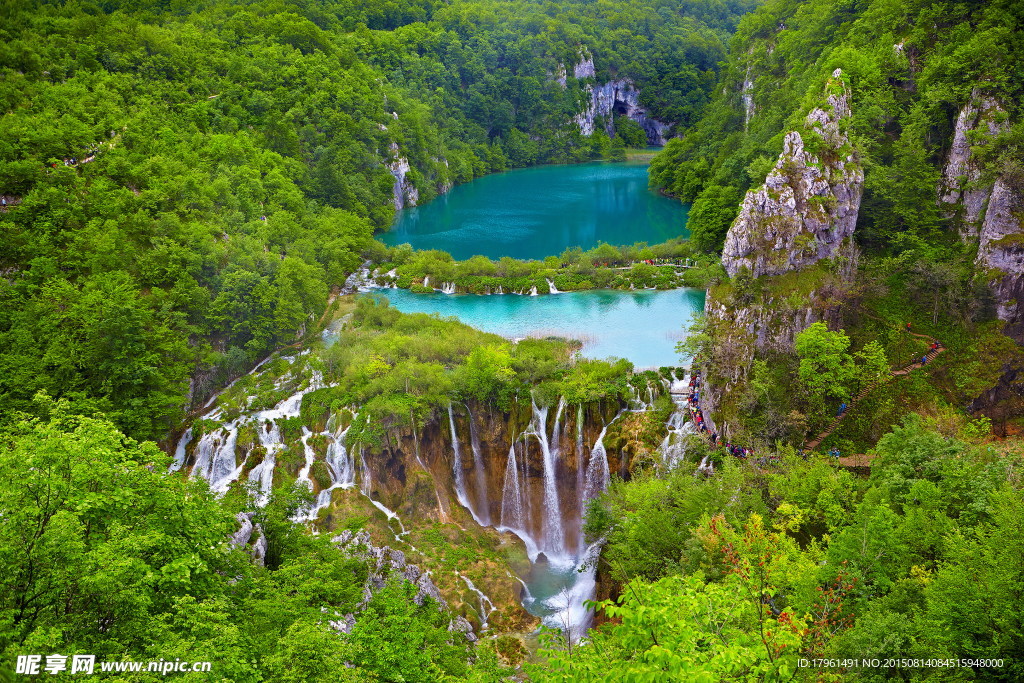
921,355,927,365
837,402,847,417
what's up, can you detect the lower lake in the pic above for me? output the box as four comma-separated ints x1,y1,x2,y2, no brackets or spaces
373,287,706,369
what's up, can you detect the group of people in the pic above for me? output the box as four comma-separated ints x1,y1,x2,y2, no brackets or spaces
686,370,756,460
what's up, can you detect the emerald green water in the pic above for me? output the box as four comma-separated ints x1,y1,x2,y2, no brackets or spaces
381,161,689,260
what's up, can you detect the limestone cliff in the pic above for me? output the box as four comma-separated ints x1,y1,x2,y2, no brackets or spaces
387,143,420,211
938,89,1010,239
938,91,1023,343
574,79,670,145
721,69,863,279
977,179,1024,342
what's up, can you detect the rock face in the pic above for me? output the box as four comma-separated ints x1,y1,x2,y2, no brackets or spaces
387,151,419,210
721,69,863,278
574,78,671,145
939,91,1024,343
977,179,1024,341
329,530,476,641
939,89,1010,238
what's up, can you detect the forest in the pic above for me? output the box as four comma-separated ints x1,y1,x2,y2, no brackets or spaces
0,0,750,440
2,0,1023,680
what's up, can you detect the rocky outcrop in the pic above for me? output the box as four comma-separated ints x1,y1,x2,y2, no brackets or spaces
387,148,419,210
977,178,1024,342
329,530,476,641
574,78,671,145
721,69,863,278
938,91,1023,343
939,89,1010,238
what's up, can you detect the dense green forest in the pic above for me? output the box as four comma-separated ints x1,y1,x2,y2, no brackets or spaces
0,0,751,441
650,0,1023,255
3,0,1024,680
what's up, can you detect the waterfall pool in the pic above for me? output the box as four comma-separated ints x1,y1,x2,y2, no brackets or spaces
370,287,706,369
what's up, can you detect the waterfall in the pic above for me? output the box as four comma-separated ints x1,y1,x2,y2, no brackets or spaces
466,405,491,525
575,404,585,524
500,444,525,533
171,428,192,472
582,425,610,502
529,285,538,296
546,278,561,294
449,405,487,527
190,424,243,493
359,450,372,497
527,398,565,557
659,376,695,468
459,574,496,631
296,428,315,490
439,281,456,294
300,424,355,521
422,275,430,288
247,420,281,505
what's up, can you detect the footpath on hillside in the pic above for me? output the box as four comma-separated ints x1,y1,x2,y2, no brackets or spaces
681,322,945,467
804,325,945,451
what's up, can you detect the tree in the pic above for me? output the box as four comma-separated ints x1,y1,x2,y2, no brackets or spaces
795,322,856,404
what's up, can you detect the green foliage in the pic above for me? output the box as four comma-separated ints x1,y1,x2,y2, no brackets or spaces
0,0,755,439
795,322,856,404
651,0,1024,255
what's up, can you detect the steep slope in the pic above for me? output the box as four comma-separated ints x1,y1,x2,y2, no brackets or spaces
660,0,1024,446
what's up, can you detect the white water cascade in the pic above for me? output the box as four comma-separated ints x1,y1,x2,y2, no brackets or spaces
499,440,538,559
466,406,491,525
582,425,611,502
449,405,487,527
525,398,566,557
546,278,561,294
459,573,496,631
659,373,697,469
438,281,456,294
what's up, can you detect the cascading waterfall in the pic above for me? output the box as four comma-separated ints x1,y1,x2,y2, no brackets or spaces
299,424,355,521
439,281,456,294
546,278,560,294
248,420,281,505
449,405,487,527
582,425,610,502
466,405,490,525
526,398,566,557
659,373,696,468
575,404,585,525
459,574,496,631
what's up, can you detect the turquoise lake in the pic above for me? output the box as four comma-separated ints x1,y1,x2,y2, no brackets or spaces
374,287,705,369
381,160,689,260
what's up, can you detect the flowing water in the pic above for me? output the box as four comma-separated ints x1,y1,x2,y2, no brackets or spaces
381,160,689,260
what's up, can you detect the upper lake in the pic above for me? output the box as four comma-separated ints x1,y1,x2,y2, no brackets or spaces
380,160,689,260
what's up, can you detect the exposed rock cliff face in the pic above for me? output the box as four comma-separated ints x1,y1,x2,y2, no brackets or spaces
939,90,1010,238
938,91,1024,343
721,69,863,279
977,179,1024,342
572,75,671,145
387,148,419,211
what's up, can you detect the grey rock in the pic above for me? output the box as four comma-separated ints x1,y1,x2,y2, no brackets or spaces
449,615,477,643
575,79,671,145
722,69,863,279
939,89,1009,238
977,178,1024,342
230,512,254,548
